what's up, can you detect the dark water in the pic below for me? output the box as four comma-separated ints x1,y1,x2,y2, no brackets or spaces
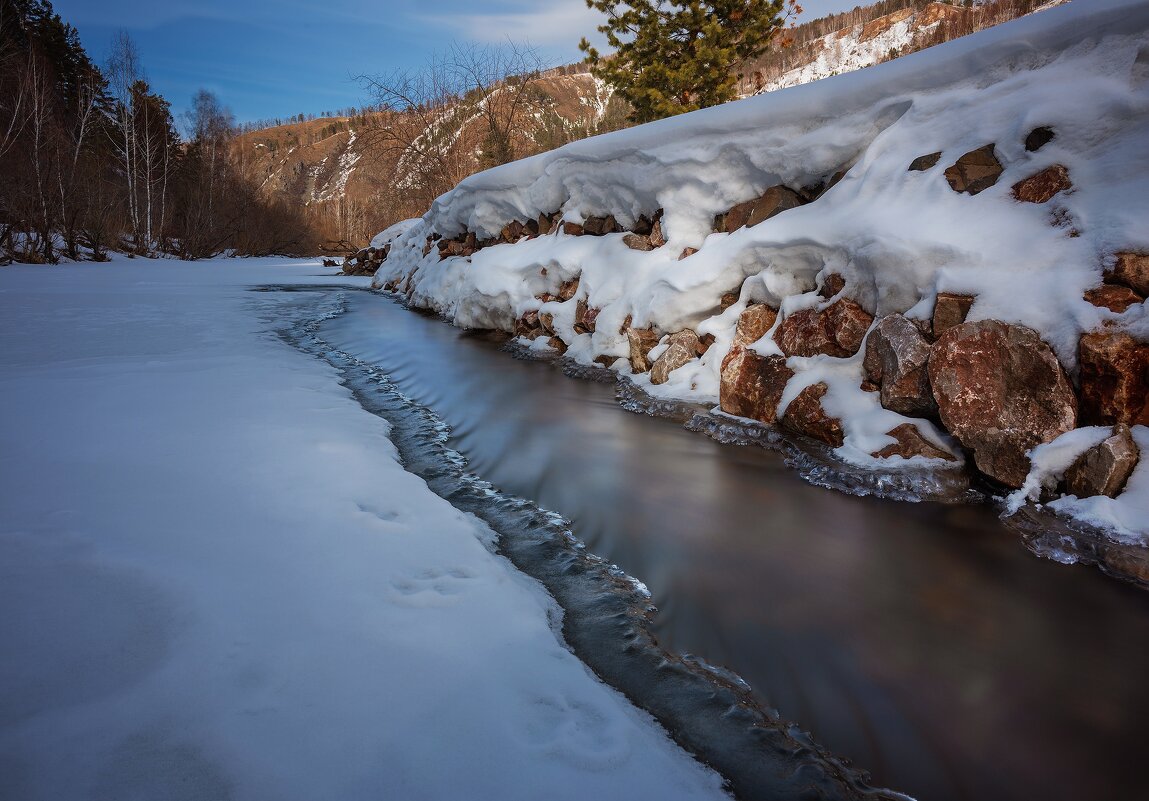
318,290,1149,801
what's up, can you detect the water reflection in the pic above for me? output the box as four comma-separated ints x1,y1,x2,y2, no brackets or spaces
322,293,1149,801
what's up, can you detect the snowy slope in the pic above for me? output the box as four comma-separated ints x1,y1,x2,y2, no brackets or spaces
372,0,1149,540
0,259,728,801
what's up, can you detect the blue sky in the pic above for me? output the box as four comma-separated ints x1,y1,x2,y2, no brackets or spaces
55,0,864,125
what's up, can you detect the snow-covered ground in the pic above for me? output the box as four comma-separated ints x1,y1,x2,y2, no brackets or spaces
373,0,1149,541
0,258,728,801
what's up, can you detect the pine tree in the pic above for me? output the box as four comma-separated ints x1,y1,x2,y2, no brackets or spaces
579,0,793,123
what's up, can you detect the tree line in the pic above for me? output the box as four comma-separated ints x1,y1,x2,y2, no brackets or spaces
0,0,318,264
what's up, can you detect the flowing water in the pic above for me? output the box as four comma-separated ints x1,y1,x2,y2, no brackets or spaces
279,286,1149,801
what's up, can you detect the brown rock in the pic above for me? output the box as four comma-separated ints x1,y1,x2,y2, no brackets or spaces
539,311,555,335
574,300,599,334
928,320,1077,487
632,215,653,236
1024,126,1055,153
514,310,543,339
1078,332,1149,426
650,216,666,248
650,330,704,385
1065,424,1140,498
719,350,793,422
1110,252,1149,296
720,292,740,311
547,336,568,354
593,355,617,369
623,233,654,251
678,247,698,260
872,423,955,461
908,152,941,171
537,212,553,235
1084,284,1142,313
557,278,580,302
626,326,661,373
1011,164,1071,204
500,220,524,242
582,215,618,236
722,186,804,233
730,303,778,350
774,299,873,358
863,314,936,418
818,273,846,299
944,144,1003,195
780,383,844,447
932,293,975,337
562,221,584,236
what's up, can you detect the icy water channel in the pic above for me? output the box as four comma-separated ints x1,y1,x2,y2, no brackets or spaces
281,286,1149,801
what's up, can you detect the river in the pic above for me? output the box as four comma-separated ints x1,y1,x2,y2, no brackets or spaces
300,286,1149,801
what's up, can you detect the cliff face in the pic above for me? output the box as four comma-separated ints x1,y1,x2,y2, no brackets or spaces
366,0,1149,552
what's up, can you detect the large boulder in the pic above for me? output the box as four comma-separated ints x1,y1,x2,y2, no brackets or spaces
650,330,705,385
720,186,803,232
1109,252,1149,296
863,314,936,418
719,350,793,422
928,320,1077,487
780,382,844,446
730,303,778,349
774,298,872,358
1064,424,1140,499
943,144,1003,195
1078,331,1149,426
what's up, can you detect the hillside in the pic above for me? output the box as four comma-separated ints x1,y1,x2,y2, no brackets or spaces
369,0,1149,566
238,0,1059,253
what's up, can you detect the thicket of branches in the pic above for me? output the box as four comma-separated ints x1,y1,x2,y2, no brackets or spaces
0,0,318,264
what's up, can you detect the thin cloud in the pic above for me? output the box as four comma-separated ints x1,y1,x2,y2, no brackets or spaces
420,2,605,47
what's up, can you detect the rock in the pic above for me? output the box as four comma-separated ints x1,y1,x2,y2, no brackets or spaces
562,221,584,236
928,320,1077,488
1084,284,1142,313
650,330,704,385
1024,126,1055,152
719,350,793,423
537,212,553,235
1078,331,1149,426
632,215,653,236
539,311,555,335
944,144,1003,195
731,303,778,349
1064,424,1140,498
514,311,544,339
626,325,661,373
1109,252,1149,296
623,233,654,251
780,383,844,446
863,314,936,418
932,292,975,337
322,258,337,267
719,292,739,311
1011,164,1071,203
547,336,568,354
818,273,846,299
1100,542,1149,583
774,298,872,358
574,300,599,334
908,152,941,171
582,215,618,235
678,247,698,260
722,186,804,232
557,278,580,302
650,217,666,248
872,423,955,461
593,355,616,369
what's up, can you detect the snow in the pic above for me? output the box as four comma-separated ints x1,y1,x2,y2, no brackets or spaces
371,0,1149,535
0,258,728,801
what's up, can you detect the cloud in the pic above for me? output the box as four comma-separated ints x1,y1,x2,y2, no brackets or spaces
418,1,605,47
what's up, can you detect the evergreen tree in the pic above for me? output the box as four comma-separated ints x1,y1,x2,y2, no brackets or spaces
579,0,793,123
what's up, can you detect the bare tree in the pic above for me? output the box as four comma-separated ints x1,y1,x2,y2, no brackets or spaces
106,30,141,248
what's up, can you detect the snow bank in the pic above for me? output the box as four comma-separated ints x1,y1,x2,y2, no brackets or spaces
373,0,1149,537
0,258,727,800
